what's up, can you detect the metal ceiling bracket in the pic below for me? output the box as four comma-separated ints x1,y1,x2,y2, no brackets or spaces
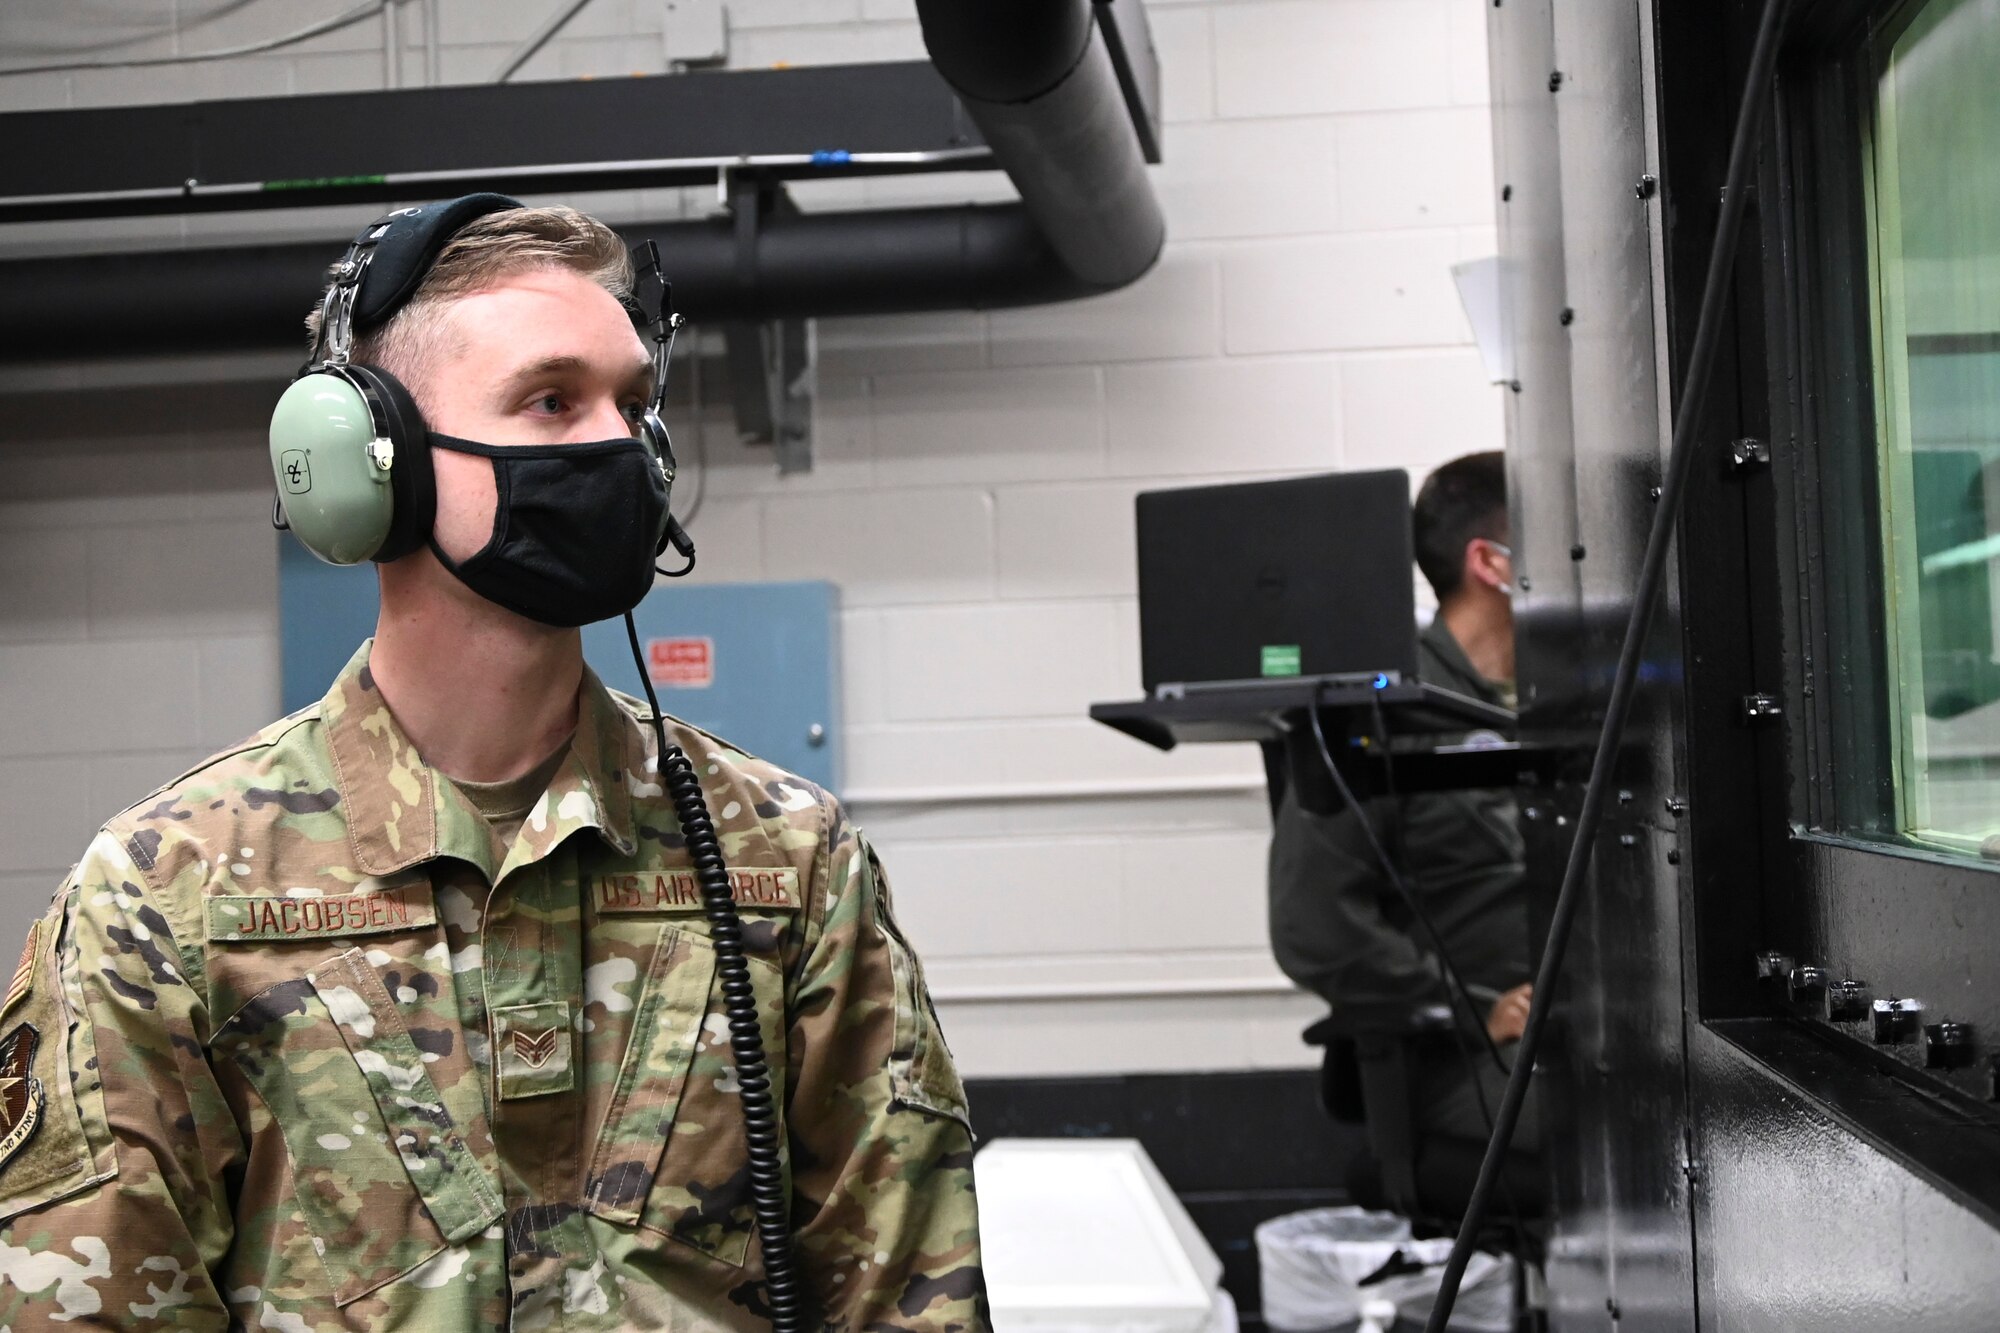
723,179,816,474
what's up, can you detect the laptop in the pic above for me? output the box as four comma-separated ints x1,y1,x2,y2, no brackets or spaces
1135,471,1419,695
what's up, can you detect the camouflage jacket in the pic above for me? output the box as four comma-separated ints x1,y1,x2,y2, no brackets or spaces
0,645,986,1331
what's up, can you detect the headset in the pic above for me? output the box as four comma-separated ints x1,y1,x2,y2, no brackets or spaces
269,192,692,571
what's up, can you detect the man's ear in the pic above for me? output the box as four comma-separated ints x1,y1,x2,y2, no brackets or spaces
1464,537,1508,594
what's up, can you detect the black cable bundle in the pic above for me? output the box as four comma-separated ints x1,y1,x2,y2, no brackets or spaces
625,612,809,1333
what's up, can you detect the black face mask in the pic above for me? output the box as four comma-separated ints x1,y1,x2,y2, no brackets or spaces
427,433,668,628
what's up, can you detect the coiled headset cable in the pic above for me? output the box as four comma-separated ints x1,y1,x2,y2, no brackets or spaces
1423,0,1791,1325
624,612,809,1333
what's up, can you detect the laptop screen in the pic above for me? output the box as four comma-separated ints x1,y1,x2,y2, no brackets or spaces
1135,471,1419,692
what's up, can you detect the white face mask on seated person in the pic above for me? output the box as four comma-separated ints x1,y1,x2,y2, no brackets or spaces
1482,540,1516,598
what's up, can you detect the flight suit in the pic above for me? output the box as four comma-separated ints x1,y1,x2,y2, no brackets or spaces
0,645,985,1330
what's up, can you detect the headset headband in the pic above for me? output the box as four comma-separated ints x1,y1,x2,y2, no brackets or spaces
309,192,526,369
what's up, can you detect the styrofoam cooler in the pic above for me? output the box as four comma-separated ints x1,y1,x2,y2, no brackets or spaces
976,1138,1227,1332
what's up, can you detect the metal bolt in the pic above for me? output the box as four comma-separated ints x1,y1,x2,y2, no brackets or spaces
1827,979,1872,1022
1872,997,1923,1044
1742,694,1783,722
1648,485,1663,503
806,722,827,748
1618,789,1634,805
1570,543,1587,561
1519,575,1533,591
1666,848,1682,865
1508,379,1523,393
1730,437,1771,471
1549,70,1564,92
1635,174,1658,200
1925,1022,1975,1069
1619,833,1638,848
1788,965,1828,1009
1559,306,1575,326
1665,797,1687,816
1502,183,1513,201
1754,950,1793,980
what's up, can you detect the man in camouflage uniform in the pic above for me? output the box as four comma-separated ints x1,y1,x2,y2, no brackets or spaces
0,202,985,1329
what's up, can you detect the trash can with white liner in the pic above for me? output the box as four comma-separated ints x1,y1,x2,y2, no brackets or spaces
975,1138,1237,1332
1255,1206,1512,1332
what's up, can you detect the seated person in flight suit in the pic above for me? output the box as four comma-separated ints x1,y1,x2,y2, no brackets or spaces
0,199,984,1330
1267,450,1543,1211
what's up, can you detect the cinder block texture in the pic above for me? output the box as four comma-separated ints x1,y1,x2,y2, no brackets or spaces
1,0,1500,1077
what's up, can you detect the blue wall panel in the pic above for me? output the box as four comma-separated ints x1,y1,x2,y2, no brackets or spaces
280,540,842,790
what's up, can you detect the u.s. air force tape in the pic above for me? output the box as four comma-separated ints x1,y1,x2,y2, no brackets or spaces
591,868,801,914
205,888,437,942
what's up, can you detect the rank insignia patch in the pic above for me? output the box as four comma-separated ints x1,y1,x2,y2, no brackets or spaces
512,1027,559,1069
0,1024,46,1172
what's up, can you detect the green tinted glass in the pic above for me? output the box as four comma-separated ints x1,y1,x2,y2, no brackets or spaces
1868,0,2000,848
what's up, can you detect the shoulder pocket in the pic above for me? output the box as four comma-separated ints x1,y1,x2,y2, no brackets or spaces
0,914,115,1224
869,850,971,1131
212,950,501,1305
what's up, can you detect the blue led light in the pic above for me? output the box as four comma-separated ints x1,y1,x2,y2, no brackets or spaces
1373,673,1390,690
810,149,853,166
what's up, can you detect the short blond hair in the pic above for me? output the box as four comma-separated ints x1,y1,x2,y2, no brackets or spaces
305,204,634,404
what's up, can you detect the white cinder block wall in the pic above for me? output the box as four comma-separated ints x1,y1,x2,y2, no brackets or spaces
0,0,1501,1077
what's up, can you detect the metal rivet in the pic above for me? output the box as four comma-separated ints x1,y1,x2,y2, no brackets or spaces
1518,575,1532,591
1559,307,1575,326
1635,174,1658,200
1648,485,1663,502
1508,379,1523,393
1666,848,1682,865
1549,70,1564,92
1618,833,1637,848
1570,543,1587,561
1502,184,1513,201
1665,797,1687,816
1618,790,1634,805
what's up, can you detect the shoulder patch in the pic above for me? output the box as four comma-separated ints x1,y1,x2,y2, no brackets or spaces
0,917,108,1221
0,1024,44,1170
590,868,801,914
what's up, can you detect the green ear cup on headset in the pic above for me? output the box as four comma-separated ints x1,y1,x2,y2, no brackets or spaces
270,371,396,566
271,362,435,565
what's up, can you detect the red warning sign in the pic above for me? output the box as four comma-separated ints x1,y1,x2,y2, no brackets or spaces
646,637,714,688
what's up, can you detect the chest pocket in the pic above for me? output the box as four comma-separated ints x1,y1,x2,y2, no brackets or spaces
584,922,787,1266
213,948,503,1305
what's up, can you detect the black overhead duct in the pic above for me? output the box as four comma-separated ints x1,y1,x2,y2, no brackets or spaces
0,2,1164,360
916,0,1165,290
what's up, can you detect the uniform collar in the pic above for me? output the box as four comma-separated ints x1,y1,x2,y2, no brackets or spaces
1420,616,1506,706
322,641,642,879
